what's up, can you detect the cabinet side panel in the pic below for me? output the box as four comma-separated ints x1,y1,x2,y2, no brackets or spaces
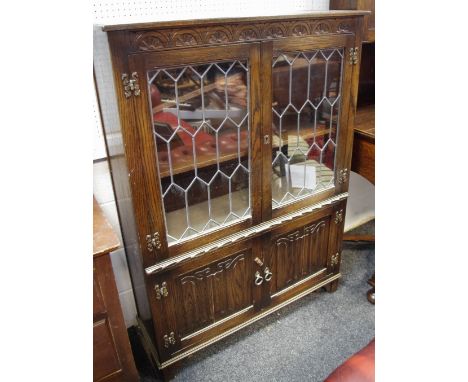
93,26,151,320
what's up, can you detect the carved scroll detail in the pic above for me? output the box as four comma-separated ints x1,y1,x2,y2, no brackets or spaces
180,254,245,283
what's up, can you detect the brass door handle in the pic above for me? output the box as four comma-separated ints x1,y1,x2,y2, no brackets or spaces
254,271,264,286
264,267,273,282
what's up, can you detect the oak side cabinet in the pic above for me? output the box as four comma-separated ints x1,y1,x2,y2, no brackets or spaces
93,10,368,378
93,198,139,381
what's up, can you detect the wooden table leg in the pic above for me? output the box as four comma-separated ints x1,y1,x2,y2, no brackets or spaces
161,364,179,382
343,234,375,304
367,273,375,304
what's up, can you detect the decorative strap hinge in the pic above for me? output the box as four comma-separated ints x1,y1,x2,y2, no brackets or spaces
163,332,176,348
338,168,349,184
330,252,341,267
154,282,169,300
349,47,359,65
122,72,141,98
146,232,162,252
334,209,344,224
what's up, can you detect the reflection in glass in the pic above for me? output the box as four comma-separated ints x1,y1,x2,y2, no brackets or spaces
148,61,250,244
271,49,344,208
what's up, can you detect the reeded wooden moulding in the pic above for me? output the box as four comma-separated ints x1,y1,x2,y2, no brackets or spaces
145,192,348,275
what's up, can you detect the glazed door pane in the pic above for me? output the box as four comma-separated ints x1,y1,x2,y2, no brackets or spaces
271,48,344,208
147,61,251,244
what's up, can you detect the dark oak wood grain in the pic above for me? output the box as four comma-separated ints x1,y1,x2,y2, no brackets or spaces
330,0,374,42
102,11,370,32
99,12,366,379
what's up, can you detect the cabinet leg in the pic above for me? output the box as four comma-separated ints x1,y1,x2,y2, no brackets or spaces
367,273,375,304
324,279,339,293
160,364,179,382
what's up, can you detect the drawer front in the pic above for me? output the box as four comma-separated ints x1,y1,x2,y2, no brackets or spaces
93,272,106,318
93,255,139,382
93,318,122,381
149,239,260,360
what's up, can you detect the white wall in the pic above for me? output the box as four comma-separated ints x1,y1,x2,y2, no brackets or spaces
94,160,138,327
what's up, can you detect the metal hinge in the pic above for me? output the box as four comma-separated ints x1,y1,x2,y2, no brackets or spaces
338,168,349,184
163,332,176,348
349,47,359,65
146,232,162,252
154,282,169,300
334,209,344,224
122,72,141,98
330,252,340,267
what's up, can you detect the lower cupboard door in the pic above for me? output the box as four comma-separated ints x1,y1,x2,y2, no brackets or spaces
150,240,258,359
266,212,333,304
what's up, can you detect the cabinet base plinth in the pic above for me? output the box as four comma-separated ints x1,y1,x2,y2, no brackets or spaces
324,279,339,293
137,273,341,371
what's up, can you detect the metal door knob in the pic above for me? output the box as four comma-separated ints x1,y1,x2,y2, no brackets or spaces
254,271,264,286
264,267,273,282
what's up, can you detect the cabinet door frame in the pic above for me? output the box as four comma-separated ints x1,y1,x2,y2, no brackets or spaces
260,34,357,221
149,238,262,362
262,200,346,309
126,43,263,265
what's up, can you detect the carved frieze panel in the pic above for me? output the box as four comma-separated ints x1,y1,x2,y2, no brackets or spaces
131,18,356,52
175,252,252,338
270,220,329,295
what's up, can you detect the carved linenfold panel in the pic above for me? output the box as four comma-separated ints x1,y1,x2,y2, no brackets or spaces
270,220,329,295
175,252,252,338
275,231,301,289
131,18,356,52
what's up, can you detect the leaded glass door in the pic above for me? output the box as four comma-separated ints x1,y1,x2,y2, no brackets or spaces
128,44,262,259
262,35,356,219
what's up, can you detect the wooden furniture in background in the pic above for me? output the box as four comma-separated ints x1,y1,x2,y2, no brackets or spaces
333,2,375,304
93,198,138,382
94,11,368,379
346,105,375,305
352,105,374,184
330,0,375,42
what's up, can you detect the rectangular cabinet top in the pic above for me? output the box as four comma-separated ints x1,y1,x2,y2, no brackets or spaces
101,11,370,32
